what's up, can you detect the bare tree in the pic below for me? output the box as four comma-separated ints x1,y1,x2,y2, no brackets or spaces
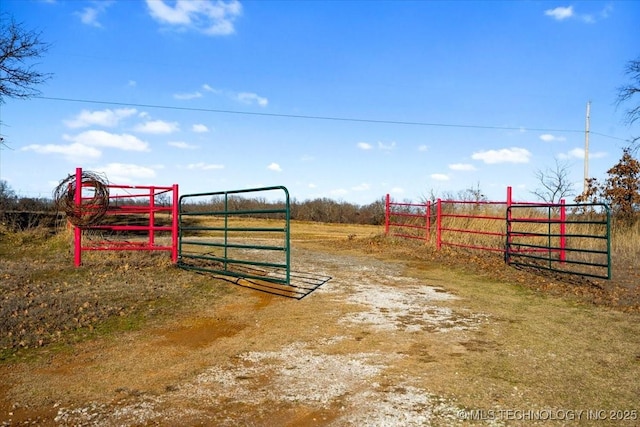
531,159,576,204
458,182,487,202
0,13,51,104
617,55,640,146
1,13,51,159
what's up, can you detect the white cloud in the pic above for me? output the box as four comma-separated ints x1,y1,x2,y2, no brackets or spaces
308,183,317,189
378,141,396,151
64,130,149,151
76,7,101,27
390,187,405,194
352,183,370,191
267,162,282,172
330,188,348,196
545,6,574,21
128,80,137,87
192,124,209,133
134,120,179,134
202,84,217,92
21,130,148,162
449,163,476,171
186,162,224,170
146,0,242,36
418,145,428,152
95,163,157,183
75,2,113,27
173,91,203,100
21,143,101,162
65,108,137,128
544,4,611,23
558,148,607,160
539,133,566,142
236,92,268,107
471,147,531,164
430,173,450,181
357,141,396,151
168,141,197,149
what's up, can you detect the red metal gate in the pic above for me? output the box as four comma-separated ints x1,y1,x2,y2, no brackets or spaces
70,168,179,266
384,194,431,241
385,187,566,259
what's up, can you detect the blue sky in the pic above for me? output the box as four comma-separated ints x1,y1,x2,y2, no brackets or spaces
1,0,638,205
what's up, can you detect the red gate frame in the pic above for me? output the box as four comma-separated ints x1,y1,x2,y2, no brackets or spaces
385,186,566,260
72,167,179,266
384,194,431,241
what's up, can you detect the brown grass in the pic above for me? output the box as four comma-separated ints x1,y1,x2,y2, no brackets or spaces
1,220,639,425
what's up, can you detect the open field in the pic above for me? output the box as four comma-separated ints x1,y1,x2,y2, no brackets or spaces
1,222,639,426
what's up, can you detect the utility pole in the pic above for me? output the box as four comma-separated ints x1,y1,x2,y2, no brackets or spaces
584,101,591,194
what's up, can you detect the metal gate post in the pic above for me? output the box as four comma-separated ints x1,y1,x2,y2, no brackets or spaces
506,186,512,259
224,193,229,272
384,194,390,235
149,186,156,247
74,167,82,267
606,205,612,279
436,198,442,250
171,184,179,263
285,187,291,285
559,199,566,263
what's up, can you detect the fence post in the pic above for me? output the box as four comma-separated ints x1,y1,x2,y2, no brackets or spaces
384,194,390,235
436,198,442,250
559,198,566,263
73,167,83,267
506,186,512,257
149,186,156,247
171,184,179,263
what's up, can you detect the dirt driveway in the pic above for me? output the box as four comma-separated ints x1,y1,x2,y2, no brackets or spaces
1,245,495,426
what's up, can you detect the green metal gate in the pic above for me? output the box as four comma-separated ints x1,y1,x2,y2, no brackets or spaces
178,186,291,287
505,203,611,280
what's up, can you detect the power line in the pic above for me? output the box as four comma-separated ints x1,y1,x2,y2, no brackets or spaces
35,95,632,142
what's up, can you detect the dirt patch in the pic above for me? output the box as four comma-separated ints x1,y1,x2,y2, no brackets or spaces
157,317,246,349
2,247,482,426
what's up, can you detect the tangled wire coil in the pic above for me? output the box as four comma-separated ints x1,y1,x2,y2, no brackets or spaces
53,170,110,226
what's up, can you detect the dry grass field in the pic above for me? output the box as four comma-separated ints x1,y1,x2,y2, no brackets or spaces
1,220,639,426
